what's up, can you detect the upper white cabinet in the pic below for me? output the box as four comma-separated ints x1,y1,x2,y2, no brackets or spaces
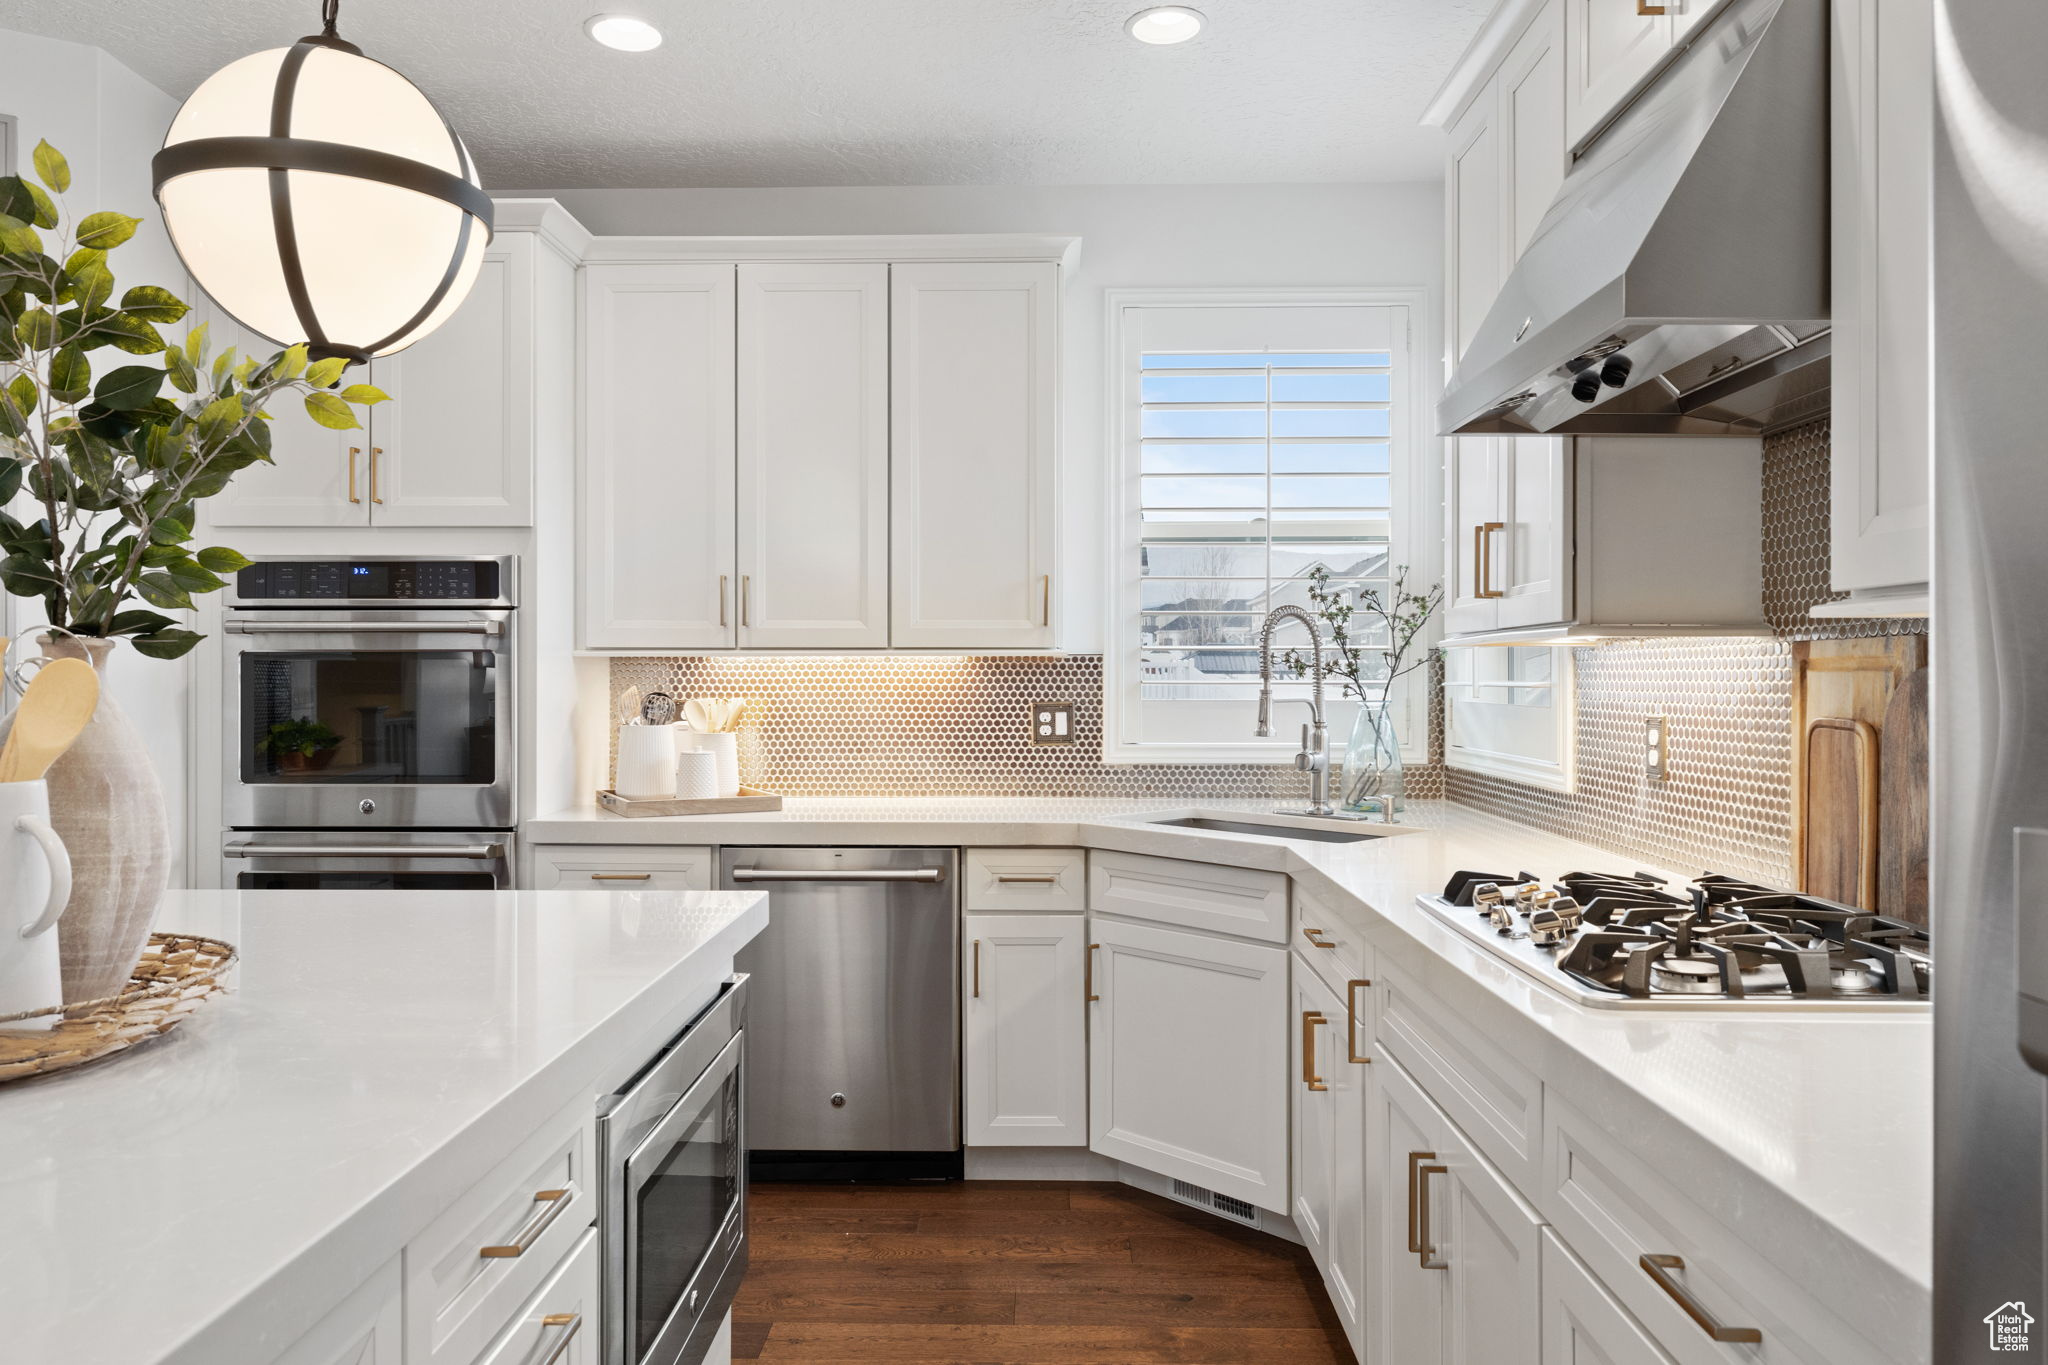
1827,0,1932,615
580,262,737,650
1564,0,1675,149
1502,0,1567,263
737,263,890,648
1446,93,1502,369
577,246,1067,652
207,224,561,530
1087,915,1289,1214
890,261,1058,649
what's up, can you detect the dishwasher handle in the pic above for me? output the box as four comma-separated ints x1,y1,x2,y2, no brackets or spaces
729,866,947,884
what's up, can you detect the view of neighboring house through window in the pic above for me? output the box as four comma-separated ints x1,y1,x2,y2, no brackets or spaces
1107,298,1422,760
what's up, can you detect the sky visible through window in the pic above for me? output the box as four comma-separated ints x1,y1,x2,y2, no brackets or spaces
1138,351,1395,702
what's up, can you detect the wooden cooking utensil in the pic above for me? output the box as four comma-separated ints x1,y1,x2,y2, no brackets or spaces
1879,667,1931,924
0,657,100,783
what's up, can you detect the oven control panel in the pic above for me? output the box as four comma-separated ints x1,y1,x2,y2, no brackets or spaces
234,559,506,602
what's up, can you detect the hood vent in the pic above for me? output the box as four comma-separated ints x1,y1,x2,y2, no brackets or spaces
1440,0,1828,437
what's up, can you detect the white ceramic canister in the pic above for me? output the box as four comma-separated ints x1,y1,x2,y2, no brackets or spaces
615,724,680,799
680,730,740,798
0,779,74,1030
674,749,719,800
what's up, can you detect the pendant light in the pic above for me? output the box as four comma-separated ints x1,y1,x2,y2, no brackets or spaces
151,0,491,365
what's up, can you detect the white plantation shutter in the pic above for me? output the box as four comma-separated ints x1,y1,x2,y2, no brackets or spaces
1110,301,1417,757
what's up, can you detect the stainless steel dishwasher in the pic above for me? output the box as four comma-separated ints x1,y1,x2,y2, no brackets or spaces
721,847,960,1180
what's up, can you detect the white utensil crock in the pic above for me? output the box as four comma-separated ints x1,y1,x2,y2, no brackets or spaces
0,779,73,1030
674,749,719,800
615,725,679,799
681,731,740,798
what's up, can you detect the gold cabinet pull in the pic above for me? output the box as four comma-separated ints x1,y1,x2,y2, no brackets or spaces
1406,1151,1436,1253
1086,943,1100,1002
1478,521,1506,597
741,574,751,627
589,872,652,882
1303,926,1337,950
1301,1011,1328,1091
719,575,729,627
1417,1164,1448,1269
1637,1,1667,13
346,446,361,504
369,446,384,504
1346,979,1372,1064
972,939,981,998
480,1187,573,1258
1639,1254,1762,1344
537,1312,582,1365
1042,573,1052,627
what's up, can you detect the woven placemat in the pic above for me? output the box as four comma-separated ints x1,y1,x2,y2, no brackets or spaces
0,932,237,1083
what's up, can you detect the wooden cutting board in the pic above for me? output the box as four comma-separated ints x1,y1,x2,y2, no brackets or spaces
1878,667,1930,923
1802,717,1878,906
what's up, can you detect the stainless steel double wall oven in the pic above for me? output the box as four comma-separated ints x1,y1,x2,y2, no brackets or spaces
220,556,517,889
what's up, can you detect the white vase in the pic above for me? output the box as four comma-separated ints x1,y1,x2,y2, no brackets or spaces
10,636,170,1005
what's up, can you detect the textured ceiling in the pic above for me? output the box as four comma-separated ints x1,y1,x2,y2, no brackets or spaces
0,0,1488,187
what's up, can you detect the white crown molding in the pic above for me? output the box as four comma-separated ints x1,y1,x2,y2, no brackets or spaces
1419,0,1547,128
577,233,1082,267
490,198,597,264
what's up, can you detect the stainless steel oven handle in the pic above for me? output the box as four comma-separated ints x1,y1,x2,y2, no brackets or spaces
223,841,505,860
226,619,504,635
729,866,946,883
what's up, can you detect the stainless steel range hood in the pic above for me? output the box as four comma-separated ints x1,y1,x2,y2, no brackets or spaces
1439,0,1828,438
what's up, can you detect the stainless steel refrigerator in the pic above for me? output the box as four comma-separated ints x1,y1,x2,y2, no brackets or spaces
1936,1,2048,1355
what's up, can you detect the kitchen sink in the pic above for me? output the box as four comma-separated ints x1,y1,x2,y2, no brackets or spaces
1144,815,1400,844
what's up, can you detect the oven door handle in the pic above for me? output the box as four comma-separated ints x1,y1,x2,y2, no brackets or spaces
225,619,504,635
223,841,506,860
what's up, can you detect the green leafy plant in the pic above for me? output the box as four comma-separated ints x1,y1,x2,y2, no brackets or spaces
257,716,343,759
0,140,387,658
1282,563,1445,706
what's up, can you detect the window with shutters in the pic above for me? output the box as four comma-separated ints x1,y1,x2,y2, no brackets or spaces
1105,294,1433,762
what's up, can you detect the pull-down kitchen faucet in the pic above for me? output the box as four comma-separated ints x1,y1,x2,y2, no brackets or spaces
1256,605,1336,818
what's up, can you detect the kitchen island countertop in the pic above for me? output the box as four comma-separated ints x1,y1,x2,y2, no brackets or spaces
0,886,767,1365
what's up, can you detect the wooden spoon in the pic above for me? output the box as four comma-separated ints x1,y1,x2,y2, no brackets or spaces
0,657,100,783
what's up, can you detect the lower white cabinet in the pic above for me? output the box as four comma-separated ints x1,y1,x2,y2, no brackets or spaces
1086,915,1288,1213
1292,956,1369,1360
527,844,714,891
1374,1056,1544,1365
963,913,1088,1146
474,1227,599,1365
272,1256,403,1365
1541,1230,1677,1365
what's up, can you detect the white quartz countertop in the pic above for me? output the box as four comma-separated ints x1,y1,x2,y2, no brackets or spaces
0,887,768,1365
533,797,1933,1328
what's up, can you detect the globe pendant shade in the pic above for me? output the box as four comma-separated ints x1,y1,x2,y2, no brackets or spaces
152,32,491,365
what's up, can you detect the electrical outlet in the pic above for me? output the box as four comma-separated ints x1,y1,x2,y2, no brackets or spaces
1644,716,1669,782
1029,701,1075,746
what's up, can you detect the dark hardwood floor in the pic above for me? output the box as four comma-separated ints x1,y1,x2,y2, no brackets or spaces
734,1180,1353,1364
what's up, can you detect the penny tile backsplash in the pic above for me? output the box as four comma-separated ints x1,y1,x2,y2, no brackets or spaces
608,418,1913,882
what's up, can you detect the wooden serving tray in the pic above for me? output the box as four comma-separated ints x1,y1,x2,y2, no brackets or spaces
597,787,784,818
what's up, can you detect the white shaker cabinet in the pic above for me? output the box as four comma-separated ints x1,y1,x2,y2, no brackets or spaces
1826,0,1932,614
1541,1231,1679,1365
890,261,1058,649
737,263,890,648
207,221,561,530
1446,91,1502,369
1564,0,1674,150
1374,1058,1544,1365
963,913,1088,1147
579,262,737,650
1292,956,1369,1360
1086,915,1288,1214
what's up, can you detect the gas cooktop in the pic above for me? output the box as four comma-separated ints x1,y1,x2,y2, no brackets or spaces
1417,869,1932,1009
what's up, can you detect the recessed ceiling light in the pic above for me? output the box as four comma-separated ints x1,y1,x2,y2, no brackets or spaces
585,14,663,52
1126,6,1205,45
